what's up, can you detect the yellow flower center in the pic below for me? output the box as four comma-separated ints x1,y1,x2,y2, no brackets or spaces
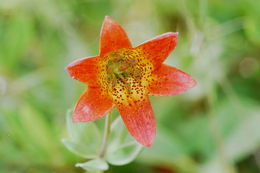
99,48,154,106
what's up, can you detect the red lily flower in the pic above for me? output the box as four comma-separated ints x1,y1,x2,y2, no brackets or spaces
66,16,196,147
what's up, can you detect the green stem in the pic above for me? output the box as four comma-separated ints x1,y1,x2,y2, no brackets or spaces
98,112,112,158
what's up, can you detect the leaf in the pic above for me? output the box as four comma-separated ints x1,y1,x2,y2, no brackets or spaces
108,116,128,150
63,110,102,158
61,139,96,159
107,142,143,165
106,117,143,165
76,158,109,171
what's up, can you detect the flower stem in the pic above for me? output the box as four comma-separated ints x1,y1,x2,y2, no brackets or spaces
98,112,112,158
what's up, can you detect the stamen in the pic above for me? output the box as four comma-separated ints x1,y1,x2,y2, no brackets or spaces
100,48,154,105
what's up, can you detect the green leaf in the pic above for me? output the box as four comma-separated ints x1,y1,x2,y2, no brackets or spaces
61,139,96,159
108,116,128,150
76,158,109,171
106,117,143,165
63,110,102,158
107,142,143,166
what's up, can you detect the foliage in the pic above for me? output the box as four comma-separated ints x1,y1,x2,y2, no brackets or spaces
0,0,259,173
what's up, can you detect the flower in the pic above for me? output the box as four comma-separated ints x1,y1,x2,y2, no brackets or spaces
66,16,196,147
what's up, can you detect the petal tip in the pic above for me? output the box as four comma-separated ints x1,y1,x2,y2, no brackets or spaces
164,32,178,37
104,15,111,20
165,32,178,43
100,16,131,56
65,63,73,71
65,65,69,72
141,138,154,147
65,64,73,76
72,113,82,123
65,62,78,79
103,15,115,24
65,59,78,73
189,77,197,89
138,133,155,147
169,32,179,42
72,111,93,123
135,124,156,147
72,109,90,122
183,75,197,92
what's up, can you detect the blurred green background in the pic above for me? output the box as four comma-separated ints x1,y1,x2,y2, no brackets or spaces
0,0,260,172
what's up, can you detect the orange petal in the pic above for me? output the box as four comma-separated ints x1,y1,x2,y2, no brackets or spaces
136,32,178,69
66,56,100,86
73,87,114,122
116,97,156,147
149,64,196,96
100,16,132,56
